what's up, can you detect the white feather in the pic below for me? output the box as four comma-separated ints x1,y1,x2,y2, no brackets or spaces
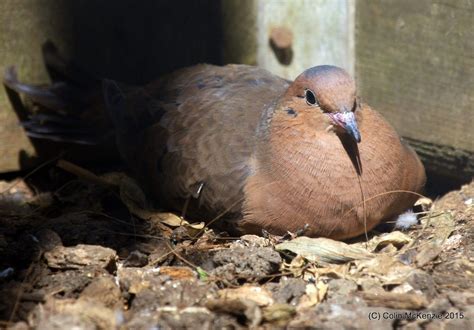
395,210,418,229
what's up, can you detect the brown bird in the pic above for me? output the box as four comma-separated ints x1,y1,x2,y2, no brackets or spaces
5,52,426,240
100,64,426,239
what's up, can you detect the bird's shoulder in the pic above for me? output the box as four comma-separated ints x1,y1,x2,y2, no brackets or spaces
136,64,290,212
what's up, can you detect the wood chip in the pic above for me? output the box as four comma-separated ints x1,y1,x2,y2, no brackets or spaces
158,266,196,280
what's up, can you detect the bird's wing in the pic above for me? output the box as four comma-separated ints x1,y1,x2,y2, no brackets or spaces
112,64,289,217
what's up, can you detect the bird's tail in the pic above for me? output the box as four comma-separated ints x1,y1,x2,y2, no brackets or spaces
3,41,113,145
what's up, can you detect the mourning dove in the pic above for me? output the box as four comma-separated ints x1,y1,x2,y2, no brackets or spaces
4,50,426,240
99,64,426,239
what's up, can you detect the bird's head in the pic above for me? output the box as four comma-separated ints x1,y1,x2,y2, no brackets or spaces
283,65,361,143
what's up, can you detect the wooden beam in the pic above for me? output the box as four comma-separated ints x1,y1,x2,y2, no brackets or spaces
356,0,474,179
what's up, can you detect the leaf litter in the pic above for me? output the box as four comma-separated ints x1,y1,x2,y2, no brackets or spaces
0,160,473,328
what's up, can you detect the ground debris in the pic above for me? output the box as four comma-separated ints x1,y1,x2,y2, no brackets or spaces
1,169,473,329
360,291,428,310
275,236,372,264
211,246,282,283
44,244,117,272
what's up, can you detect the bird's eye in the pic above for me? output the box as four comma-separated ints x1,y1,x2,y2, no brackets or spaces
305,89,318,106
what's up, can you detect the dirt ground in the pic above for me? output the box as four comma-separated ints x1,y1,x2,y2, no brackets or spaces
0,162,473,329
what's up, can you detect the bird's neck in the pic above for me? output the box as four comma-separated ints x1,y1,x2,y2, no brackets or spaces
255,108,331,187
258,102,325,161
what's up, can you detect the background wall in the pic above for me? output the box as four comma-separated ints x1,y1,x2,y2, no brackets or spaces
0,0,223,171
356,0,474,179
0,0,472,182
222,0,354,78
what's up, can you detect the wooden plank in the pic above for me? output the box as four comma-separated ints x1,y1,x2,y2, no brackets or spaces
255,0,355,79
0,0,222,173
356,0,474,179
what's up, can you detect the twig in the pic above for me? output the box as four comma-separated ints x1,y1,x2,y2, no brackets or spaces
56,159,113,187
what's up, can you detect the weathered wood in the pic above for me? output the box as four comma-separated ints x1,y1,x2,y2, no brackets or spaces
0,0,222,173
3,0,470,181
356,0,474,179
255,0,355,78
404,137,474,179
222,0,355,78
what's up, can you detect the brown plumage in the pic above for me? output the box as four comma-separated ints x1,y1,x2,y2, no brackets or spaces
5,56,426,240
103,64,425,240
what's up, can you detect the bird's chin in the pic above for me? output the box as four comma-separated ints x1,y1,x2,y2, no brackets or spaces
325,124,347,139
325,124,335,133
331,124,348,136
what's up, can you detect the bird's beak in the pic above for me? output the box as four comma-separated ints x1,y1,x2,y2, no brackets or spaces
329,111,361,143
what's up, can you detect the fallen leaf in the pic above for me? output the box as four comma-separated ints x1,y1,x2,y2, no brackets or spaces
369,231,413,252
297,281,328,310
218,286,274,306
262,304,296,323
158,266,196,280
415,197,433,211
276,237,372,264
355,254,414,285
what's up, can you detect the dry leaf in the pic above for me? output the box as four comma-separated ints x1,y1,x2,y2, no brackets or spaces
297,281,328,310
276,237,372,264
369,231,413,252
262,304,296,323
158,266,196,280
281,254,306,277
415,197,433,211
218,286,274,306
355,254,414,285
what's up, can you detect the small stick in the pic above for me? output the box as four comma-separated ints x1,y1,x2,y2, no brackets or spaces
56,159,113,188
343,190,429,218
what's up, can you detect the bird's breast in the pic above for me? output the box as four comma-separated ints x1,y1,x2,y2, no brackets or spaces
240,110,422,239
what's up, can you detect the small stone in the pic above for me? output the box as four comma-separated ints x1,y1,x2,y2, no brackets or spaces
123,250,148,267
212,247,281,280
80,276,122,309
44,244,117,272
35,229,63,252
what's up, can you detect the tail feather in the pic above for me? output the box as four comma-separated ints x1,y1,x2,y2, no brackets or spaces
4,66,69,110
3,42,111,146
23,129,102,145
3,66,95,112
20,112,110,145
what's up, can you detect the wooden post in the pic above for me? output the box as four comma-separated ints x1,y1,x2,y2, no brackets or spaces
356,0,474,179
255,0,355,79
